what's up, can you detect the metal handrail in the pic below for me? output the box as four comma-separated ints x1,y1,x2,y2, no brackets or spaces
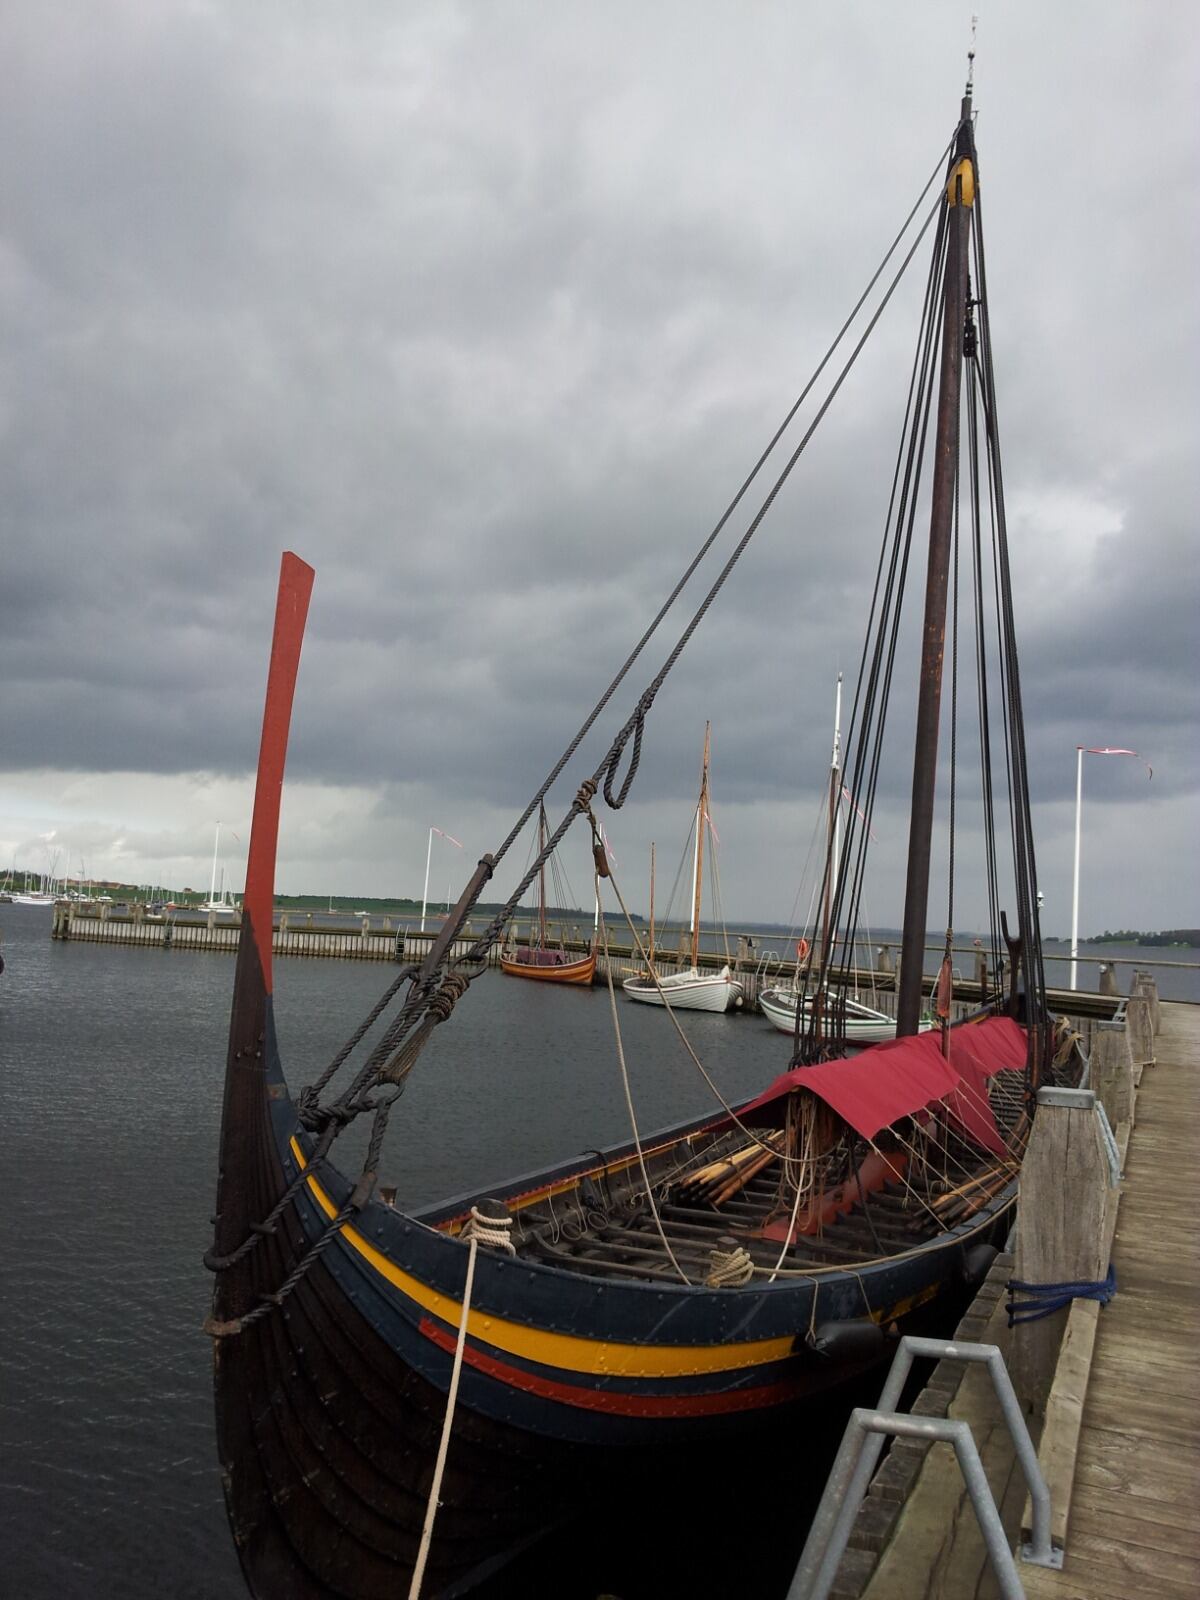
788,1336,1061,1600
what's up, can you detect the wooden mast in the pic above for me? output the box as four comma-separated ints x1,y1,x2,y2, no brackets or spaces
689,723,711,971
537,803,548,948
896,97,975,1037
820,674,843,967
648,840,656,969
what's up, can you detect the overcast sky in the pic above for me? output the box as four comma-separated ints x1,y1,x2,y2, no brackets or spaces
3,1,1197,938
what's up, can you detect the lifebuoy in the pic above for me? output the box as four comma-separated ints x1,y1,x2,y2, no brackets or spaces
796,937,810,961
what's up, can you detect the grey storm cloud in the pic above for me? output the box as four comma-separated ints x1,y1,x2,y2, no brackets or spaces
2,1,1196,930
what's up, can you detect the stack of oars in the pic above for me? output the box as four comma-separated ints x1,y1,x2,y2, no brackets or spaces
671,1131,785,1208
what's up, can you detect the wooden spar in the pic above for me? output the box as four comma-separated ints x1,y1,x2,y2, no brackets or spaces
537,803,548,947
648,840,656,969
897,101,975,1037
690,723,712,970
816,675,844,1038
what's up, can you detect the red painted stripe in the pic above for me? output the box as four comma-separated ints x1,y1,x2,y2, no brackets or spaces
417,1317,804,1418
243,553,315,994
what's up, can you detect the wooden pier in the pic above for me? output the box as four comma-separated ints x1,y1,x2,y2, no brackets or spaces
1020,999,1199,1599
50,902,1125,1023
825,997,1199,1600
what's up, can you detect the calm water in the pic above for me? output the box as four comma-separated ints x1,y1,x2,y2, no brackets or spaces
2,904,1192,1599
0,904,798,1599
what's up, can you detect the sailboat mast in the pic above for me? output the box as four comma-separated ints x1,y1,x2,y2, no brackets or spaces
209,822,221,907
648,841,656,968
897,99,975,1036
690,723,711,970
821,674,843,964
537,804,548,947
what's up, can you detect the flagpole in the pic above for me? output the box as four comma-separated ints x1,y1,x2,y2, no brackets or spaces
1069,746,1147,992
421,827,434,934
1081,745,1088,985
422,826,463,932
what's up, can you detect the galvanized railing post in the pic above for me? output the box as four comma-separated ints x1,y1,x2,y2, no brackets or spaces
788,1335,1060,1600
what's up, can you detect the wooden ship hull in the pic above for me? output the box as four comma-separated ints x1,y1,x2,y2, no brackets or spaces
498,946,596,984
214,956,1028,1597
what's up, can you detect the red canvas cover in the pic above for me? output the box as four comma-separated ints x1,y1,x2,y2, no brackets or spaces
738,1015,1027,1155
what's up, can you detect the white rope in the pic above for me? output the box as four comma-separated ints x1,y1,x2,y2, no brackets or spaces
408,1234,479,1600
461,1205,516,1255
597,892,692,1285
602,855,804,1168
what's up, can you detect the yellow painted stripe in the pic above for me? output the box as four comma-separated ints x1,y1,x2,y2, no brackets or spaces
288,1137,796,1379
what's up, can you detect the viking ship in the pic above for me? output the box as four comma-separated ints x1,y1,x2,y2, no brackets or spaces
498,804,596,985
208,87,1078,1599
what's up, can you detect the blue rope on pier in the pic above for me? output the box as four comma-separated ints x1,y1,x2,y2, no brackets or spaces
1006,1263,1117,1325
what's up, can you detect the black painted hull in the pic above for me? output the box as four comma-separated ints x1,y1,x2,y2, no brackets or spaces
212,995,1014,1598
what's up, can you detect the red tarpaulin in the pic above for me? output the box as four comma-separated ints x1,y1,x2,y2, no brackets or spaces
738,1015,1028,1156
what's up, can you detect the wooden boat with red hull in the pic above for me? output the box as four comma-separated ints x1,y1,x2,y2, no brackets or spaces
499,804,597,986
209,89,1076,1598
499,944,595,983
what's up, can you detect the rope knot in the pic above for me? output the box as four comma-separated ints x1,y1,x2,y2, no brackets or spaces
574,777,598,810
462,1201,517,1255
427,972,470,1022
603,704,648,809
705,1242,754,1288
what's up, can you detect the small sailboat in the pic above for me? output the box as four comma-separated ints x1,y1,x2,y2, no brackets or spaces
760,676,931,1042
199,823,240,915
621,723,744,1012
499,805,596,985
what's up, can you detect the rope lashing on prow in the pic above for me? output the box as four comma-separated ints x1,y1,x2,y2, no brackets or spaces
1006,1264,1117,1325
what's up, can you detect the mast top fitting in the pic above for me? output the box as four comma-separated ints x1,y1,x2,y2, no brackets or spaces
946,158,976,208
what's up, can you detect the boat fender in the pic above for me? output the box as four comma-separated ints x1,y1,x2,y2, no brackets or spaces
959,1242,998,1287
807,1318,885,1362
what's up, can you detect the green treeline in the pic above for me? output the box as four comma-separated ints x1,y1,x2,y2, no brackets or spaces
1090,928,1198,947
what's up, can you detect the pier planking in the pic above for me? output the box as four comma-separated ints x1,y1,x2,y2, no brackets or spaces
844,1001,1199,1600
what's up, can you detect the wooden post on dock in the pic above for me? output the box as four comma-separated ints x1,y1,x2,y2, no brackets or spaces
1091,1019,1134,1132
1098,962,1118,997
1013,1086,1111,1419
1131,970,1160,1033
1125,994,1155,1080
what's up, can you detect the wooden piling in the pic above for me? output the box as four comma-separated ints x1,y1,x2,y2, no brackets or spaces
1124,994,1155,1078
1131,970,1160,1033
1090,1019,1133,1132
1012,1086,1112,1419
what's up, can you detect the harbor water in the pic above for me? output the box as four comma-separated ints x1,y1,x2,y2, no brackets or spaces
1,903,1193,1597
